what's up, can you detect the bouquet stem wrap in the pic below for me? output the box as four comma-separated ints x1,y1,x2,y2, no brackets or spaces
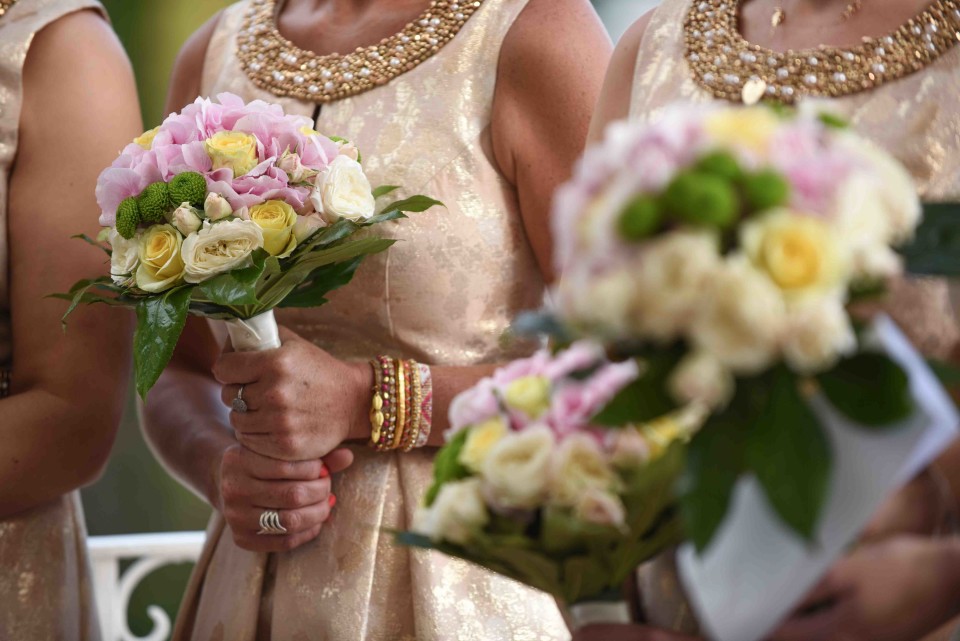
224,310,281,352
564,600,632,631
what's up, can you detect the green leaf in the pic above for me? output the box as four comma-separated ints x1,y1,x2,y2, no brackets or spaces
278,257,364,308
424,428,471,506
373,185,401,198
746,368,831,542
817,352,912,428
901,202,960,276
510,311,575,345
592,349,682,426
362,209,408,226
133,286,194,399
679,411,749,552
561,556,614,604
196,250,267,306
380,194,444,214
540,506,622,556
928,358,960,389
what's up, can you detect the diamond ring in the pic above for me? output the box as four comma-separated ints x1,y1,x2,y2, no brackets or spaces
232,385,248,413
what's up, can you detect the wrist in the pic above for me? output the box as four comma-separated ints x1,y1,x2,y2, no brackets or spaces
347,360,375,442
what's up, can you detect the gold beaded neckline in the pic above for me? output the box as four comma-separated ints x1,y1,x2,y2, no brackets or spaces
684,0,960,104
0,0,20,18
237,0,485,103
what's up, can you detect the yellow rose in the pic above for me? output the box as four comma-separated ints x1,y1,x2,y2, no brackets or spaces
249,200,298,257
136,224,185,293
705,107,779,154
741,209,848,298
458,417,509,472
503,376,551,418
134,127,160,150
205,131,259,177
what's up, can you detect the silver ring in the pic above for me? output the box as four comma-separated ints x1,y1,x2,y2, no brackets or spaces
257,509,287,535
232,385,248,413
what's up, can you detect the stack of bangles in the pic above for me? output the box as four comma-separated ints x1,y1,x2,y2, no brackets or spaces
368,356,433,451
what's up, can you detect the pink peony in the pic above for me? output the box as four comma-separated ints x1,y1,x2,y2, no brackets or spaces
448,377,499,433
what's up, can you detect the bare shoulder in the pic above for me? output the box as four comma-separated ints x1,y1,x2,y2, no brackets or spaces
500,0,611,74
587,10,655,143
493,0,612,179
166,9,226,113
22,8,137,136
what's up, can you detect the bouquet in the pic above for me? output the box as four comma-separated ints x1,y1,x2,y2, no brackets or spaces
542,104,960,639
57,93,439,397
398,341,701,630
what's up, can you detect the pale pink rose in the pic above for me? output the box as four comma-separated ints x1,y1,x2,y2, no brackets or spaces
542,341,604,381
448,378,500,432
491,350,552,387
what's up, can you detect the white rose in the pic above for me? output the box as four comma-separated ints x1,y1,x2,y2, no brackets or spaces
172,203,203,236
832,173,904,280
557,267,637,339
278,151,318,184
480,425,555,510
692,257,787,374
668,350,734,411
838,134,920,243
310,156,376,223
575,488,627,528
203,192,234,221
413,478,488,545
337,141,360,161
632,230,722,342
181,219,264,284
783,297,857,374
292,212,327,244
108,228,139,287
549,433,617,507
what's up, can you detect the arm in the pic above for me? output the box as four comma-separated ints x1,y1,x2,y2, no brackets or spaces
586,12,654,145
492,0,613,282
0,10,140,517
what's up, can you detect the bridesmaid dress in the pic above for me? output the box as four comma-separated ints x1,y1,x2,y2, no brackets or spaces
625,0,960,630
171,0,570,639
0,0,107,639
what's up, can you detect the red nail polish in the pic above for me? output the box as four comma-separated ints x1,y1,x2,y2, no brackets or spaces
328,494,337,508
319,466,329,479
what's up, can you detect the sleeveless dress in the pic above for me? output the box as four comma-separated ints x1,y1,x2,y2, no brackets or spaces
627,0,960,629
0,1,107,639
171,1,569,639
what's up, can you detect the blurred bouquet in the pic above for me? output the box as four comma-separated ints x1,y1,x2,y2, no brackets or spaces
398,342,700,629
552,104,934,547
540,104,960,640
56,93,439,396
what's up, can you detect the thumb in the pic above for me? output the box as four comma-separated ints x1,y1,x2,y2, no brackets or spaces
323,447,355,475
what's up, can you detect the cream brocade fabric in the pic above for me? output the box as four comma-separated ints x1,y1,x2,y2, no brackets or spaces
629,0,960,630
0,1,106,639
172,1,568,640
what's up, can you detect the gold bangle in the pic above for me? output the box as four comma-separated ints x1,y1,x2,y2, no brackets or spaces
403,359,423,452
393,358,406,450
368,360,384,446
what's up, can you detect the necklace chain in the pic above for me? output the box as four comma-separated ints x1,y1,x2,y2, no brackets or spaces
237,0,484,103
771,0,863,30
685,0,960,103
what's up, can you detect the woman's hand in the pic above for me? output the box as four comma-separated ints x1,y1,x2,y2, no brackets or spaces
218,444,353,552
572,625,702,641
214,327,373,461
770,536,960,641
859,469,946,543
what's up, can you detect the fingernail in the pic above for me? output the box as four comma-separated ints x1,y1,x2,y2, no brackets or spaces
328,494,337,508
319,466,329,479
